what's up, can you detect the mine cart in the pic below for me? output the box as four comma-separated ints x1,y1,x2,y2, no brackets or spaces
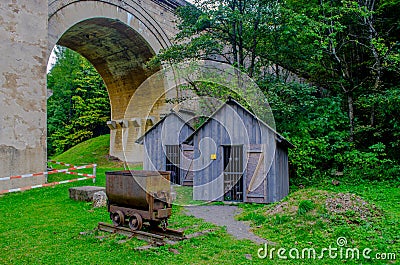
106,170,172,231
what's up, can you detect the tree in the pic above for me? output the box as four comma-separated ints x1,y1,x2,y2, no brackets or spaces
151,0,284,78
47,46,110,156
280,0,400,143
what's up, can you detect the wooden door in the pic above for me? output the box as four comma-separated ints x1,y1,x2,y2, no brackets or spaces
223,145,243,201
165,145,180,184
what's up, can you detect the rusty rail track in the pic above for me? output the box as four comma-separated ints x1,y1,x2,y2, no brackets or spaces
98,222,186,246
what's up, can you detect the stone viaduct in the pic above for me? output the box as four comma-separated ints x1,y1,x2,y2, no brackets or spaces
0,0,187,190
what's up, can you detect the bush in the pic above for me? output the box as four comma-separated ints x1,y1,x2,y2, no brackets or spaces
264,81,349,184
335,143,400,181
298,200,315,215
263,80,400,183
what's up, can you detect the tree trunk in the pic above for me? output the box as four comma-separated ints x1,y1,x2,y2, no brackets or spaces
238,21,244,67
347,92,355,142
370,96,375,127
237,0,244,67
230,0,238,65
249,11,260,78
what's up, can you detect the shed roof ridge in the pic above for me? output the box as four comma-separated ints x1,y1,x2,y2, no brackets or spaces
135,110,194,144
183,98,294,148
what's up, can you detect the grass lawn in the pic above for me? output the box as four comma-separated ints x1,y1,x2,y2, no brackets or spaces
0,136,398,264
0,173,260,265
238,181,399,264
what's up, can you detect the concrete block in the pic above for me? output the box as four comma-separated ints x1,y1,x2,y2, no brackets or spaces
69,186,106,202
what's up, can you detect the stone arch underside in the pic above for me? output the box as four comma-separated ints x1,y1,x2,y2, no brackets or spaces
48,0,185,162
57,17,158,121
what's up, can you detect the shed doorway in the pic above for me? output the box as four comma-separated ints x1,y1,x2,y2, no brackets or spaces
223,145,244,201
165,145,180,185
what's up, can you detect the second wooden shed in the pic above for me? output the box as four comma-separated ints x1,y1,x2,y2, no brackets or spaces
136,111,194,185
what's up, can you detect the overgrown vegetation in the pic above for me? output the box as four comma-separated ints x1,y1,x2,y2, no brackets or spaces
264,80,400,184
238,184,399,263
297,200,315,215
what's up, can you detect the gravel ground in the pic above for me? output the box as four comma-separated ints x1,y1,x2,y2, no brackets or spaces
184,205,267,244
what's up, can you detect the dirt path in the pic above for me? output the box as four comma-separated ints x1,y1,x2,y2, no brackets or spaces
184,205,267,244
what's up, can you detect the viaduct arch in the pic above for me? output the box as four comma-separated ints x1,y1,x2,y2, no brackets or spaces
0,0,186,190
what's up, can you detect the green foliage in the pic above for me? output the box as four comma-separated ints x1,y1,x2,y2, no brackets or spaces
263,80,348,183
47,47,110,156
335,144,400,181
281,0,400,142
151,0,284,77
239,212,267,226
263,78,400,183
355,87,400,159
297,200,315,215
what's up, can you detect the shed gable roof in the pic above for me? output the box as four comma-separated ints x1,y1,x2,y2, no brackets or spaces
184,98,294,148
135,110,194,144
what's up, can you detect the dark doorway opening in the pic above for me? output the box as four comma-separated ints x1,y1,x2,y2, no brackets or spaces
223,145,244,201
165,145,180,184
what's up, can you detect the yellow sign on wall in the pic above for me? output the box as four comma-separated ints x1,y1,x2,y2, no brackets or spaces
210,154,217,160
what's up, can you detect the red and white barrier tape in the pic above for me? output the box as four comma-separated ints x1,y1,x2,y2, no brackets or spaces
0,175,96,195
64,171,94,177
0,162,97,195
0,164,96,181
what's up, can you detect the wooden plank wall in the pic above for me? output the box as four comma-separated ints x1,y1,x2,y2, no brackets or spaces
143,114,194,183
192,101,290,203
193,118,226,201
143,124,163,171
266,144,289,202
193,103,255,201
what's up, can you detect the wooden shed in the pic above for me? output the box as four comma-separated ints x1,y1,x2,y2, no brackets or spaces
136,111,194,185
184,98,293,203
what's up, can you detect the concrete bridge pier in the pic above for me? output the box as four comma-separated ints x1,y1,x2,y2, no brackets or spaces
0,1,48,190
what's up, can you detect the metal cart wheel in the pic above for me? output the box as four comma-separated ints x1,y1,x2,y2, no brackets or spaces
129,213,143,231
111,210,125,226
